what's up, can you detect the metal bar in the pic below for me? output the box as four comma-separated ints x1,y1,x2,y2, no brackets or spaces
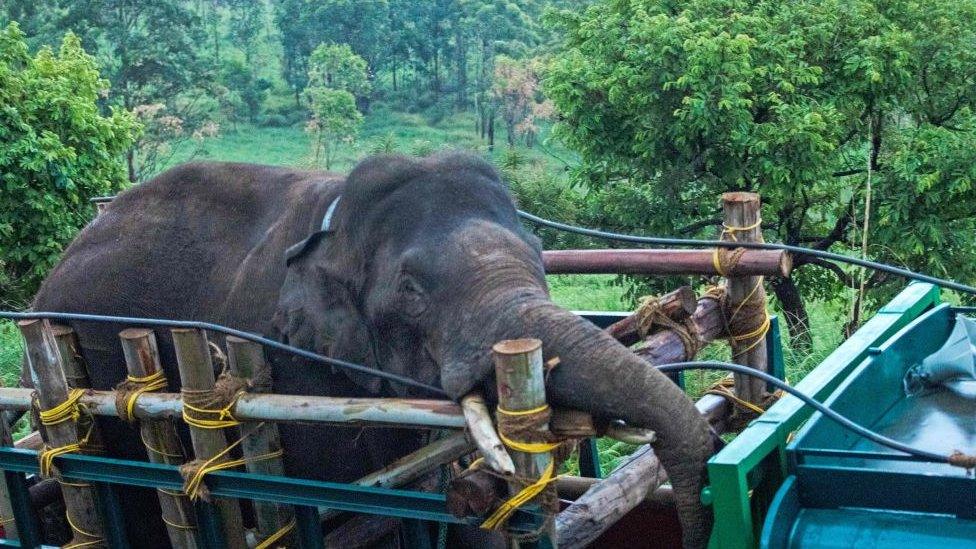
94,481,130,549
795,448,934,463
295,505,325,549
542,249,791,276
577,439,602,479
765,315,785,392
3,472,35,548
0,449,541,533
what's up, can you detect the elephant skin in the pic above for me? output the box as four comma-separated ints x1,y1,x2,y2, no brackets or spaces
28,154,713,548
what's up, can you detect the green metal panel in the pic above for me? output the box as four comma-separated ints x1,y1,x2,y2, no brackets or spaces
707,282,941,549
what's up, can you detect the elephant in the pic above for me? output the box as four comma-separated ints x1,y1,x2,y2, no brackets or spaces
26,153,714,548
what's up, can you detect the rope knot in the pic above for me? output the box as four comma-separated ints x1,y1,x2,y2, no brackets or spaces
114,370,168,422
181,372,249,430
948,450,976,472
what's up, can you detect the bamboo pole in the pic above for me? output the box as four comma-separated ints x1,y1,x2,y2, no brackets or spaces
18,319,104,547
171,328,246,549
492,338,556,545
225,336,294,547
542,249,790,276
722,192,769,404
120,328,197,548
0,388,466,428
461,392,515,476
51,326,106,455
320,431,474,520
604,286,698,347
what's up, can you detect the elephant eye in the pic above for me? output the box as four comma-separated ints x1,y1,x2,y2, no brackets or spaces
397,275,428,318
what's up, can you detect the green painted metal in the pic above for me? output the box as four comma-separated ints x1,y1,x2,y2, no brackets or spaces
758,303,976,547
765,315,784,393
0,447,542,547
706,282,942,549
578,438,602,478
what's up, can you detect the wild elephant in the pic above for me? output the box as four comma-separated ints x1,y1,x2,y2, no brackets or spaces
27,154,714,547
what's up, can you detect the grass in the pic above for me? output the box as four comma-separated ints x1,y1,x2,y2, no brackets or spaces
161,104,572,176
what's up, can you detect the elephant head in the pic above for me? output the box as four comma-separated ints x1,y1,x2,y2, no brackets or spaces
275,153,713,548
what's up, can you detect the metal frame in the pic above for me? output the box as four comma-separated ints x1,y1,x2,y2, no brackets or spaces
0,448,545,548
705,283,942,549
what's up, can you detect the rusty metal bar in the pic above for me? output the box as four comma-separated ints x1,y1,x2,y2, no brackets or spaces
543,249,791,276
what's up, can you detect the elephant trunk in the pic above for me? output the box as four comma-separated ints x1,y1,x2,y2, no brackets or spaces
439,292,714,548
523,301,713,548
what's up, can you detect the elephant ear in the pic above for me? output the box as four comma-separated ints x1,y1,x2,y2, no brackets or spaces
273,239,383,394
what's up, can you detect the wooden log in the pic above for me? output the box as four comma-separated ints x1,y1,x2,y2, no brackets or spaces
225,336,294,547
323,514,401,549
603,423,656,445
447,468,506,518
51,326,105,454
605,286,697,346
556,477,674,510
120,328,197,548
555,445,667,549
14,430,42,450
633,293,724,365
171,328,247,549
542,249,791,276
50,326,90,389
550,408,597,438
320,431,474,520
18,319,104,547
461,392,515,476
492,338,556,544
721,192,769,404
0,388,466,429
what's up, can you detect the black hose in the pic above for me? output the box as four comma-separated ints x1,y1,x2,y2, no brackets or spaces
517,210,976,296
0,311,448,398
656,360,963,465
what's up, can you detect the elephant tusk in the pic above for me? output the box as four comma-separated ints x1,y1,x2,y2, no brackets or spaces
604,423,657,445
461,392,516,476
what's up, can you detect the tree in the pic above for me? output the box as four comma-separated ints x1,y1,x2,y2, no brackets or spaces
492,55,553,147
0,23,138,305
307,43,371,100
545,0,976,346
304,44,369,169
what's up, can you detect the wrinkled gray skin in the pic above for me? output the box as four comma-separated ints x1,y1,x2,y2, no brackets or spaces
29,154,713,548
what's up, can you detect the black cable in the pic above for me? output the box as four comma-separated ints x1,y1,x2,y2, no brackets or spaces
0,311,448,398
517,210,976,296
656,360,962,464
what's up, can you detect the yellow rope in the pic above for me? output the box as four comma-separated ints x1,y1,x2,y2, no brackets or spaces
705,384,766,415
711,218,763,276
255,518,297,549
481,404,561,530
496,404,549,417
141,429,183,460
120,371,168,422
38,389,85,426
182,435,284,501
161,516,196,531
38,390,93,478
0,516,14,526
481,461,558,530
181,390,244,430
63,512,103,549
727,280,771,355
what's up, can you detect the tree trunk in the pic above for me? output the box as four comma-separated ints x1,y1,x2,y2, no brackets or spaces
771,277,812,351
487,114,495,151
126,148,137,183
